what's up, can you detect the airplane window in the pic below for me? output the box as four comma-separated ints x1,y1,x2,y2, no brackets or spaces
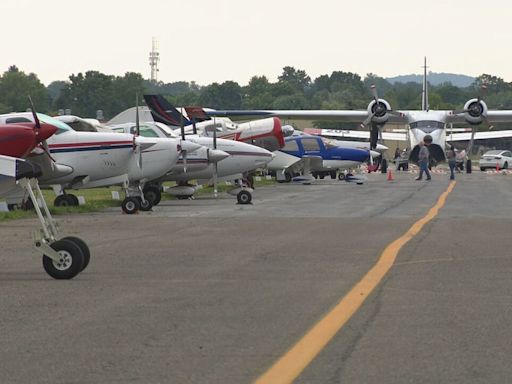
5,117,32,124
301,138,321,151
39,114,73,134
282,139,300,152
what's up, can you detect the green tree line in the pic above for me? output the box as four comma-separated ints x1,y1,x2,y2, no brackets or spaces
2,65,512,128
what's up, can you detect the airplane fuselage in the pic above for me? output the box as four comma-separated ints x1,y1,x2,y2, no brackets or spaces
405,110,449,163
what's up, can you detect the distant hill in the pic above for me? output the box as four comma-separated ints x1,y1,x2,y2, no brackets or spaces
386,72,475,88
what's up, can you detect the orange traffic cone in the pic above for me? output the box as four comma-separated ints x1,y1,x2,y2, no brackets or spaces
496,162,500,172
387,168,394,181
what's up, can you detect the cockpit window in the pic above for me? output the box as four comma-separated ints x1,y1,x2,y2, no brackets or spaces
409,121,444,132
282,139,299,152
301,138,321,151
322,138,338,149
39,114,73,134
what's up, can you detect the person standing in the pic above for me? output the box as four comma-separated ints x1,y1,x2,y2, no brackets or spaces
416,141,431,181
446,145,456,180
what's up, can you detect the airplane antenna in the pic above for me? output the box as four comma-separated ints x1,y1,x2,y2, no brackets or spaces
422,57,429,111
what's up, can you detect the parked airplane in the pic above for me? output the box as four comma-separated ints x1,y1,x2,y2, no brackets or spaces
0,112,200,214
205,58,512,168
269,135,373,183
110,122,274,204
0,111,90,279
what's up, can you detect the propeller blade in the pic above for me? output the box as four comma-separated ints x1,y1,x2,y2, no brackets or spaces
183,149,187,173
27,96,41,130
135,93,140,137
180,108,185,141
370,84,379,103
213,117,218,197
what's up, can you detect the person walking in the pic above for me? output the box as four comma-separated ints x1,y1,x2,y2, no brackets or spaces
446,145,456,180
416,141,431,181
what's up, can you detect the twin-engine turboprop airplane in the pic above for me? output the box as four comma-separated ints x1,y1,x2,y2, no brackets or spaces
269,135,372,183
205,58,512,167
0,110,91,279
0,112,200,214
110,121,274,204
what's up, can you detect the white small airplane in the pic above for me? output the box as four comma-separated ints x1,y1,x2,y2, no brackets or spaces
205,58,512,167
0,112,201,214
0,108,91,280
110,121,274,204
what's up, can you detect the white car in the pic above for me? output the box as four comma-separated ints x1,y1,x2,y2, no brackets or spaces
479,150,512,171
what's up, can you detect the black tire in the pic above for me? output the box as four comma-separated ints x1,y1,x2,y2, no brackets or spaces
42,239,84,279
319,174,325,179
466,159,472,174
61,236,90,271
143,186,162,206
121,197,140,214
176,195,192,200
237,190,252,205
68,194,79,206
338,173,345,181
503,162,508,169
138,197,153,211
480,167,486,171
21,198,34,211
285,172,292,182
54,194,78,207
330,171,337,179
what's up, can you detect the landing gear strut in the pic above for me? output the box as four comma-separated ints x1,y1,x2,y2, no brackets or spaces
18,177,90,279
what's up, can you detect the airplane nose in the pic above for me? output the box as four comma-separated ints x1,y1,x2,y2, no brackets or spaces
38,123,58,142
370,150,381,158
207,148,229,163
180,140,202,153
281,124,295,137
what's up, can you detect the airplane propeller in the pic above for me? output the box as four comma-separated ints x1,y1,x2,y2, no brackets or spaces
134,94,143,170
180,108,188,173
28,96,55,163
213,117,218,198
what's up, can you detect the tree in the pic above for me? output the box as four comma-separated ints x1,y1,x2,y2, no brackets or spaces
198,81,243,109
0,65,48,112
278,66,311,92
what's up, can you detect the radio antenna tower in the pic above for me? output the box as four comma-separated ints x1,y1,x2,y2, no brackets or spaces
149,37,160,83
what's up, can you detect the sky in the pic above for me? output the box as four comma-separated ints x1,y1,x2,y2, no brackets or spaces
1,0,512,86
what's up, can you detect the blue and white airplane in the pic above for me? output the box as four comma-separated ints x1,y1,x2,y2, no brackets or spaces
267,135,376,183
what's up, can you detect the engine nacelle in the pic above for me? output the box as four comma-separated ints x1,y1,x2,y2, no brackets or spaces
463,98,488,125
367,99,392,124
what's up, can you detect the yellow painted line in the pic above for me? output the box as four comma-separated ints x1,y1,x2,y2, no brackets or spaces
255,181,456,384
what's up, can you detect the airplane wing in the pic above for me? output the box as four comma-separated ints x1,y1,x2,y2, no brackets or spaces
304,128,407,141
447,130,512,141
206,109,408,124
446,111,512,124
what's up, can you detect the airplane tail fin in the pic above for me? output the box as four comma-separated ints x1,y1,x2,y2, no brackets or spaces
143,94,191,126
422,57,429,111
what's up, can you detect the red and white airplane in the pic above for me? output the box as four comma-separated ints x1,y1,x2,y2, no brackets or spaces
0,109,91,279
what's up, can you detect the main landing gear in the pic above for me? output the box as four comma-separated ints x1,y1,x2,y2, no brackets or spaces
18,177,90,279
121,183,153,214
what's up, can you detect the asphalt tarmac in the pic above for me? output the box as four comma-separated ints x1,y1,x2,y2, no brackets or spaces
1,171,511,383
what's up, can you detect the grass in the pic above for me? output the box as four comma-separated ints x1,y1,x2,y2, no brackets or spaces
0,177,276,222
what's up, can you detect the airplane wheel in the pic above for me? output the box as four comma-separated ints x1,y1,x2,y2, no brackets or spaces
237,190,252,205
338,173,345,181
138,197,153,211
21,198,34,211
143,186,161,206
121,197,140,214
285,173,292,182
480,167,486,171
42,239,85,279
330,171,337,179
61,236,90,271
55,194,78,207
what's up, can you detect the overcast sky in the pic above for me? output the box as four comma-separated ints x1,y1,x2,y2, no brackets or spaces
1,0,511,85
